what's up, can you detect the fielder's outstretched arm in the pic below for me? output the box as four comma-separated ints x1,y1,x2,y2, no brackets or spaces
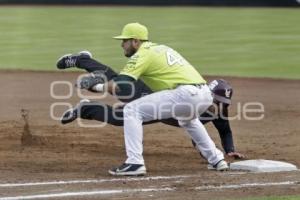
76,56,153,102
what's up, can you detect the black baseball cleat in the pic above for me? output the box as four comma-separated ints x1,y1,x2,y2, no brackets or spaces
56,51,92,69
61,107,78,124
108,163,146,176
61,99,90,124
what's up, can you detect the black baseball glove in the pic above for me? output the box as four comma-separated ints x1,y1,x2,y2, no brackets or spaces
76,70,106,92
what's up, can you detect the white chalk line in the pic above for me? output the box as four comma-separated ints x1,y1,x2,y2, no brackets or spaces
0,180,299,200
0,187,175,200
0,172,249,188
0,171,296,188
195,181,300,190
0,175,193,188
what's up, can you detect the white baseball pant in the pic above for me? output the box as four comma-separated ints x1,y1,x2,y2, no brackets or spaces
123,84,224,166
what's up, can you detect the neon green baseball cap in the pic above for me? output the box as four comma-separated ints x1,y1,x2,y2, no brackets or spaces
113,23,148,40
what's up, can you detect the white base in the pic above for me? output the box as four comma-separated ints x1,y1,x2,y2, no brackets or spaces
230,159,298,172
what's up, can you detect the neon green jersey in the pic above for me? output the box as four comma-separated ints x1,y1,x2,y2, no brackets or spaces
120,42,206,92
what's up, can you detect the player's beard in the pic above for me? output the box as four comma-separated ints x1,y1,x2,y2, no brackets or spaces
124,43,137,57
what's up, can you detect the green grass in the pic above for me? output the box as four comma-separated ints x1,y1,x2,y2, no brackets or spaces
0,6,300,79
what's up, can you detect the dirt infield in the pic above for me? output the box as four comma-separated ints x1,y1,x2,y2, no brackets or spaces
0,71,299,199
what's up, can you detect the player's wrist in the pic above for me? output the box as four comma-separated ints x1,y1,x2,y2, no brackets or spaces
92,83,104,92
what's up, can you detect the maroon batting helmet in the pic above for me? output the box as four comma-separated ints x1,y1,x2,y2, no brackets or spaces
208,79,233,105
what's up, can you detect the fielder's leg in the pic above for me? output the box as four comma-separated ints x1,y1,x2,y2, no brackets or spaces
178,118,224,165
109,85,227,176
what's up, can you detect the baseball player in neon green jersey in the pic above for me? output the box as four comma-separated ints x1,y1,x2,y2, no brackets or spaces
119,41,205,91
94,23,228,176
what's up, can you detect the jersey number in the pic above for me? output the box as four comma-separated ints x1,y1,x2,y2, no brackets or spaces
166,50,184,66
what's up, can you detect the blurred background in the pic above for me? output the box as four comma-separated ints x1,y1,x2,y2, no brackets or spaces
0,3,300,199
0,0,299,79
0,0,299,6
